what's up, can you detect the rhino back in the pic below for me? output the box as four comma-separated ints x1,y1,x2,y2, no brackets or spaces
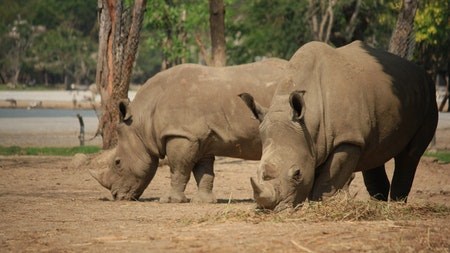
132,59,287,159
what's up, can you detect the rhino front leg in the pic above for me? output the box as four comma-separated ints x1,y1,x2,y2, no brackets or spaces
160,138,198,203
191,155,217,203
310,144,361,201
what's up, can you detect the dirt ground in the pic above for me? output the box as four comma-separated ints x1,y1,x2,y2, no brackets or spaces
1,103,449,252
0,151,449,252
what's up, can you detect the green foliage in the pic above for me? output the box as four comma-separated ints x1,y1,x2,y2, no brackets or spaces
143,0,208,68
0,0,98,86
1,0,448,86
415,0,448,45
354,0,398,49
414,0,449,73
424,151,450,164
0,145,101,156
227,0,310,63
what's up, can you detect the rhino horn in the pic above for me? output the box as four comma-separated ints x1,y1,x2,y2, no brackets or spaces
87,149,116,189
89,166,112,190
250,177,278,209
250,177,264,195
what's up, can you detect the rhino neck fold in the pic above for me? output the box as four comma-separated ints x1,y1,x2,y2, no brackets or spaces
299,120,318,166
136,118,160,159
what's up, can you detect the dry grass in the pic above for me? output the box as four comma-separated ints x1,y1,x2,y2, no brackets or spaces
186,193,450,225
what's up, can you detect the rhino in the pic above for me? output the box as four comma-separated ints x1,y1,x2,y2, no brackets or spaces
240,41,438,211
89,58,288,203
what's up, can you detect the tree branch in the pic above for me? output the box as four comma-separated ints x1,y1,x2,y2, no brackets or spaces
195,33,211,66
344,0,362,41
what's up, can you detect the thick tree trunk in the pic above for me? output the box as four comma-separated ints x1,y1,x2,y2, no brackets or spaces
96,0,146,149
388,0,418,59
209,0,226,67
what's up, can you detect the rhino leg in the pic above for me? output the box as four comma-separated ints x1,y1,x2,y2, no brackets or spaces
362,165,390,201
310,144,361,201
391,112,437,202
191,155,217,204
160,138,199,203
390,152,420,202
341,172,356,192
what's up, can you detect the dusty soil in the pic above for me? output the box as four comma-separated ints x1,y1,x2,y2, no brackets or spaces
0,154,449,252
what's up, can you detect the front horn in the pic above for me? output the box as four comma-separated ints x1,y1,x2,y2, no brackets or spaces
250,177,277,209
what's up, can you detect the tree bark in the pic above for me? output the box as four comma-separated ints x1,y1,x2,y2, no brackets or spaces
95,0,146,149
209,0,226,66
308,0,337,44
388,0,418,59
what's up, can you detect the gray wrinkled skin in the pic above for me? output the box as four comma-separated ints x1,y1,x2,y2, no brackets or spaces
241,41,438,211
89,58,288,202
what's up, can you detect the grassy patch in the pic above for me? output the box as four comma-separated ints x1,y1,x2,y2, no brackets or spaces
0,145,101,156
424,150,450,163
189,194,450,225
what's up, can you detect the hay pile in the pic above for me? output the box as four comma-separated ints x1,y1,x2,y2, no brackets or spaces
190,193,450,224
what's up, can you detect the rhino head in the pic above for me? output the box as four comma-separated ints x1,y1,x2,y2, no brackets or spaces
89,100,158,200
239,88,316,211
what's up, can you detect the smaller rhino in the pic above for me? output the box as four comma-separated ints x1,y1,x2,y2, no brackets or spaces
89,59,287,203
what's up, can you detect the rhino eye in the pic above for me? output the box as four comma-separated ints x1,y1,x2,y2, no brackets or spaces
114,158,121,167
262,172,273,181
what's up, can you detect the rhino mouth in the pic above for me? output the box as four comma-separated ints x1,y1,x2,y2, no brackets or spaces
111,187,141,201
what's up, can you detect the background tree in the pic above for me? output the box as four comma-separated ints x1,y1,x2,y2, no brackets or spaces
1,16,35,87
145,0,192,70
227,1,310,63
308,0,338,44
414,0,449,75
0,0,98,87
414,0,450,111
0,0,447,96
95,0,147,149
388,0,418,59
209,0,226,66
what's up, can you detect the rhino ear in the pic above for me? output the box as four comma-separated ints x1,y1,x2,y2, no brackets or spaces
289,90,306,122
238,93,267,123
118,99,132,123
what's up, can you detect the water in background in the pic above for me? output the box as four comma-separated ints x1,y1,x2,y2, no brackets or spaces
0,108,97,118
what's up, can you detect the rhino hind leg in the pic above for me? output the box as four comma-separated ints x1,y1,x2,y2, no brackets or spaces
390,111,437,202
390,151,421,202
191,155,217,204
362,165,390,201
159,138,199,203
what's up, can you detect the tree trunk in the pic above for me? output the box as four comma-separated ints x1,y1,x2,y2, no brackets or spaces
95,0,147,149
209,0,226,67
44,70,48,86
388,0,418,59
308,0,337,44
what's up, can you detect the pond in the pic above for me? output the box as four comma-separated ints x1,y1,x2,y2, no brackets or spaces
0,108,97,118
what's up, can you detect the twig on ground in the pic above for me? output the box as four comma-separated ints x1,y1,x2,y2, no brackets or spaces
291,240,315,253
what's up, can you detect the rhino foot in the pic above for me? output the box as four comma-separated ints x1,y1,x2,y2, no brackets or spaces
159,192,188,203
191,191,217,204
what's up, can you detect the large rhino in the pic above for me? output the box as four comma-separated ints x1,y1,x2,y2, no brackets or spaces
89,58,287,203
240,41,438,211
